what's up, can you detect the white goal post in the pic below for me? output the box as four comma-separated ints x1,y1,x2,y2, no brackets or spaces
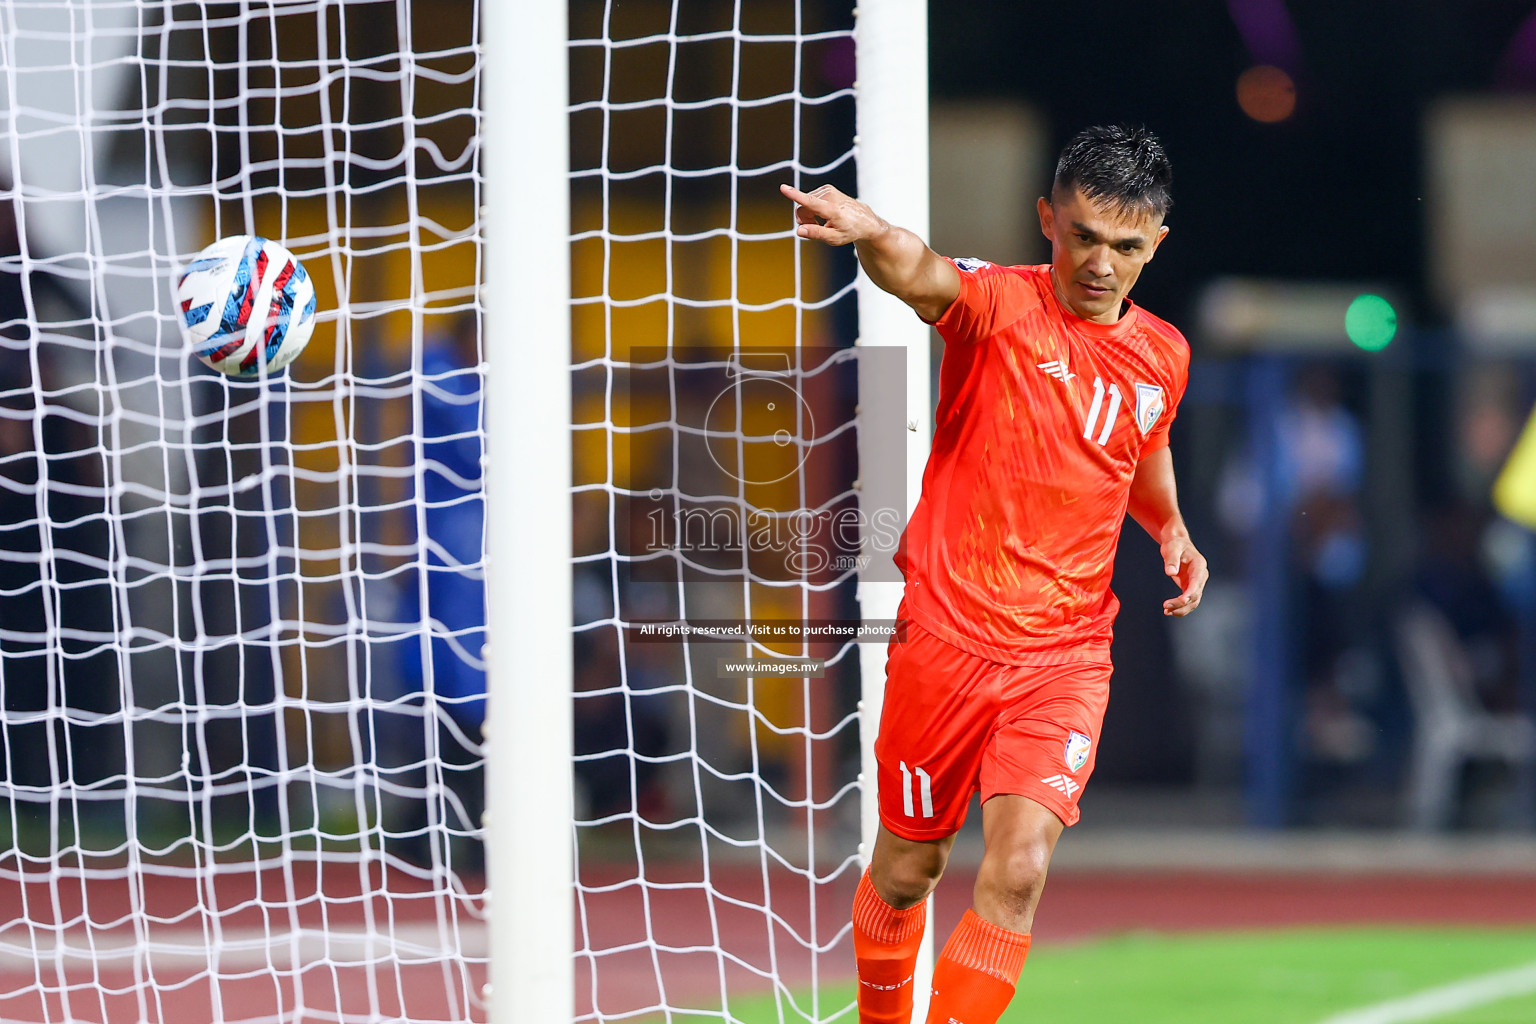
853,4,935,1019
487,0,573,1021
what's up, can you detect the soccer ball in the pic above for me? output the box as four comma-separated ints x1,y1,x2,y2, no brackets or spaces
176,234,318,377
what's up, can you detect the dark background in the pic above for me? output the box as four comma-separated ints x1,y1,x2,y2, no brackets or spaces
917,2,1536,827
931,2,1536,332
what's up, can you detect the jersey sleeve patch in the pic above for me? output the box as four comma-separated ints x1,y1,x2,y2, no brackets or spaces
952,257,993,273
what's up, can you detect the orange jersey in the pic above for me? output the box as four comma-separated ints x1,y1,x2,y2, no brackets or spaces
894,261,1190,662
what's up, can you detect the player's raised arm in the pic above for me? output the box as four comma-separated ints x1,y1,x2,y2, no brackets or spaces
781,183,960,323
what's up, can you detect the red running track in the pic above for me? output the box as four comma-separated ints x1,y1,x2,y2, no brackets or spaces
0,858,487,1024
2,857,1533,1022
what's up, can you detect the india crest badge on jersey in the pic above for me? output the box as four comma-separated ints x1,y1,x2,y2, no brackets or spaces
1134,383,1165,436
1064,731,1092,773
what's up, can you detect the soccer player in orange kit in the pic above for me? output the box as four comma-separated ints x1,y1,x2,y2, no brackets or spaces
782,125,1208,1024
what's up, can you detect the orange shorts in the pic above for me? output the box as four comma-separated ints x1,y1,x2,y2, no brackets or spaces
874,616,1112,840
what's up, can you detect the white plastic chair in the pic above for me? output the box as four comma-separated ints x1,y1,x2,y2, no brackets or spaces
1395,603,1536,830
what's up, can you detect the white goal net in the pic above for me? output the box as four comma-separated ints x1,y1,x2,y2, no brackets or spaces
0,2,485,1022
0,0,928,1020
567,2,896,1022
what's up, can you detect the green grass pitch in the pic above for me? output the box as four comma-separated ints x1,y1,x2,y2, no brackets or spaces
644,927,1536,1024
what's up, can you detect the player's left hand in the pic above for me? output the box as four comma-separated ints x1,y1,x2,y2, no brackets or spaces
1160,535,1207,617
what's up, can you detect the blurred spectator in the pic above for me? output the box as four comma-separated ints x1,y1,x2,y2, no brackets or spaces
572,487,677,823
375,313,486,871
395,313,487,730
1277,368,1377,767
572,632,674,823
1492,396,1536,534
0,358,124,813
0,386,51,797
1278,367,1367,591
1413,501,1521,714
0,162,128,823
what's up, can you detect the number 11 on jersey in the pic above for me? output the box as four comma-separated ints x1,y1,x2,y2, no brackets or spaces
898,761,934,818
1082,377,1123,446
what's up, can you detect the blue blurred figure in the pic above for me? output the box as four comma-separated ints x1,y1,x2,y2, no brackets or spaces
400,313,487,730
371,313,486,872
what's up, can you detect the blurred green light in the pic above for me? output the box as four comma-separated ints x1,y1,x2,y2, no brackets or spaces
1345,293,1396,351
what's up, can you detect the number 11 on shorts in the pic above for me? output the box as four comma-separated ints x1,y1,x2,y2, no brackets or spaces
898,761,934,818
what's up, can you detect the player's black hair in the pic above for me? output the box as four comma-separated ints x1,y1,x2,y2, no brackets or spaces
1051,124,1172,218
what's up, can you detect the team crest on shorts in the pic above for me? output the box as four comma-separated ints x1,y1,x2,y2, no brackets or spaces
1064,731,1092,773
1134,383,1165,436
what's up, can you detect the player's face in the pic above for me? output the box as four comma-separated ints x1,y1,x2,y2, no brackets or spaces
1037,188,1168,324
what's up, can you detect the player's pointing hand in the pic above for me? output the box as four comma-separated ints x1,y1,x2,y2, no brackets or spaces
1160,534,1208,617
781,183,959,321
780,183,887,246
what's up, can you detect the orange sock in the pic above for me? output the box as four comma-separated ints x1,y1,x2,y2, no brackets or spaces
852,868,927,1024
924,909,1030,1024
